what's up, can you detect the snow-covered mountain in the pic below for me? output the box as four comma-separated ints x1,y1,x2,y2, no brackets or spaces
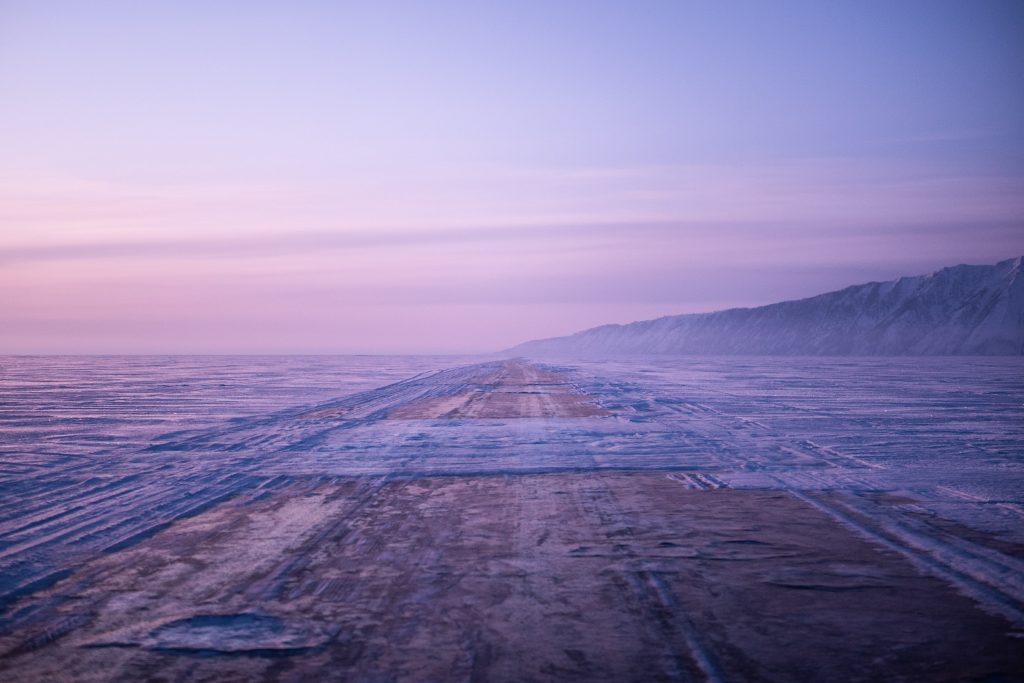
510,257,1024,356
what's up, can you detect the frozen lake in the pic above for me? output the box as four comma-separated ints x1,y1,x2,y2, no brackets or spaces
1,355,1023,681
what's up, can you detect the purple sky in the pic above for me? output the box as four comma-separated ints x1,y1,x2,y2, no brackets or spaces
2,1,1023,353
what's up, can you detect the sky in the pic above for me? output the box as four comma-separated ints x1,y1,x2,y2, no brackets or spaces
2,0,1023,353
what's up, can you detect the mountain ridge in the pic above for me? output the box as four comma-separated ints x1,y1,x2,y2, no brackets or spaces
508,256,1024,356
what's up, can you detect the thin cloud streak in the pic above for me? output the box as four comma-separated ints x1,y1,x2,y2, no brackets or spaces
3,219,1023,269
5,157,1024,241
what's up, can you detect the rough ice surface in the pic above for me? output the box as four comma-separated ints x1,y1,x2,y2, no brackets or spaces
1,355,1023,680
511,256,1024,355
3,354,1022,602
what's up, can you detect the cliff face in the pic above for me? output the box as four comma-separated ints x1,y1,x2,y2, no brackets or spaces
510,257,1024,356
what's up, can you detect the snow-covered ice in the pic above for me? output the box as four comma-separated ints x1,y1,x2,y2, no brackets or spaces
1,355,1022,681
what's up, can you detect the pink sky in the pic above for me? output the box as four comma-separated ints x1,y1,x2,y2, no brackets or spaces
2,2,1023,353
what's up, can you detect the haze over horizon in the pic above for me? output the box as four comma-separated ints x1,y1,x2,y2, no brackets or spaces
3,1,1023,354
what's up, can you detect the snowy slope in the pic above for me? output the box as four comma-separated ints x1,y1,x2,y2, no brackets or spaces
510,256,1024,356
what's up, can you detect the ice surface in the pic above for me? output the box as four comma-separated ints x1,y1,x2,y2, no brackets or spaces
1,355,1022,680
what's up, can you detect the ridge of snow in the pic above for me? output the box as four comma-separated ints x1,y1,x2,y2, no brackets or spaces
509,256,1024,356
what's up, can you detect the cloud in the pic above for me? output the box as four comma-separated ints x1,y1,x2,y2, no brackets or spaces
2,216,1021,271
2,156,1023,352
